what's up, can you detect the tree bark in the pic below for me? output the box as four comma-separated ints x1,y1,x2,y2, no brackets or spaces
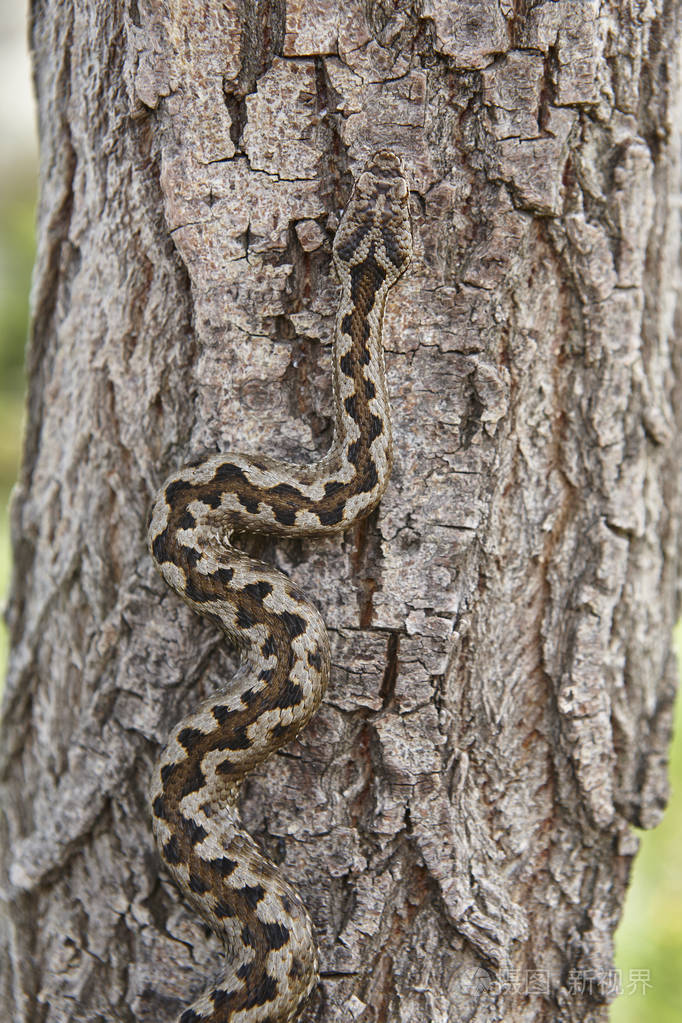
2,2,681,1021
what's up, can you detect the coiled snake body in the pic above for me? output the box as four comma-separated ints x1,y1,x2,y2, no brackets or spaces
148,151,412,1023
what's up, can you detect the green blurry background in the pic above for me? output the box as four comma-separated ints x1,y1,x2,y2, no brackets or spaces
0,4,679,1019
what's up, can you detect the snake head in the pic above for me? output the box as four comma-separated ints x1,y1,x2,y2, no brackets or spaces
333,150,413,288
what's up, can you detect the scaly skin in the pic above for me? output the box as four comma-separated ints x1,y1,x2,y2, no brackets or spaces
147,151,413,1023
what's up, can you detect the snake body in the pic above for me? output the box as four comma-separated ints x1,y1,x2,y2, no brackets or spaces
148,151,412,1023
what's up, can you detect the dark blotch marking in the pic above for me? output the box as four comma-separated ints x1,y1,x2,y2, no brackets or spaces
179,763,206,798
223,725,250,751
341,313,353,336
269,482,304,501
180,1010,202,1023
317,502,344,526
184,818,207,845
181,546,201,570
281,610,306,638
243,580,273,601
163,836,181,865
151,531,170,565
212,989,234,1010
238,883,265,908
209,856,238,877
212,566,234,585
212,704,235,726
236,606,255,630
238,492,261,514
244,975,278,1008
364,378,376,399
216,757,238,776
201,486,222,510
241,687,256,706
324,480,344,497
258,668,274,684
336,220,372,264
189,872,208,894
382,224,407,268
152,795,167,820
214,899,235,918
278,680,304,709
271,722,287,739
347,439,360,466
358,461,379,494
165,479,193,507
350,249,385,305
183,575,212,604
177,727,204,752
178,510,196,530
273,505,296,526
344,394,359,421
369,414,383,441
261,634,277,658
268,482,304,526
263,921,290,950
160,763,177,787
339,351,353,376
212,462,248,485
308,649,322,671
237,961,254,981
241,924,257,948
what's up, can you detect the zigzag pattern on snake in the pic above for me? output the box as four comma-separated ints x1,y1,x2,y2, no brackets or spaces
147,151,412,1023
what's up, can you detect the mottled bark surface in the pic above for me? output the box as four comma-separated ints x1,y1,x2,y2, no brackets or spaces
2,2,681,1021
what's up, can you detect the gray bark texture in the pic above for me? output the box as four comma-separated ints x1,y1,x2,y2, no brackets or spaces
1,1,681,1021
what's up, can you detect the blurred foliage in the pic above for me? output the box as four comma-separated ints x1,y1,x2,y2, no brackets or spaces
611,624,682,1023
0,159,680,1022
0,169,36,396
0,165,36,671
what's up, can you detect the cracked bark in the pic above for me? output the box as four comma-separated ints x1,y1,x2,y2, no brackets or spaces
2,2,681,1022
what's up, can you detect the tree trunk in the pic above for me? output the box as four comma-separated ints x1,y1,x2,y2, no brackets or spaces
2,2,681,1021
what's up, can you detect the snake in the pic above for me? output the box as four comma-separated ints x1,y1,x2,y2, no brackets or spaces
147,150,413,1023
